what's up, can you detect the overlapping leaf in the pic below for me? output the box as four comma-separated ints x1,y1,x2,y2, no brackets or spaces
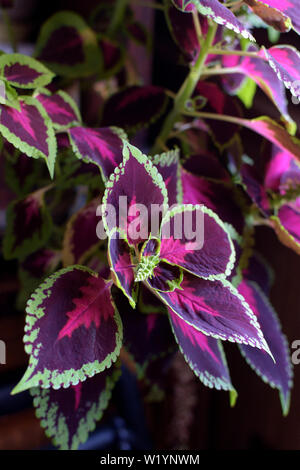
169,310,234,391
3,187,52,260
35,90,81,130
102,141,168,244
12,266,123,393
153,271,271,352
35,11,102,78
238,280,293,414
62,198,103,267
31,365,120,450
0,96,57,177
172,0,255,40
68,126,126,181
248,0,300,34
0,53,54,88
101,85,168,132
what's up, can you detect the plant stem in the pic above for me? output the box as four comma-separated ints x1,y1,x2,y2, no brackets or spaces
183,110,243,126
2,8,17,52
152,23,217,153
209,48,259,58
108,0,128,36
202,66,240,76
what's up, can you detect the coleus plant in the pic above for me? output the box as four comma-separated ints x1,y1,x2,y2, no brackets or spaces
1,0,300,449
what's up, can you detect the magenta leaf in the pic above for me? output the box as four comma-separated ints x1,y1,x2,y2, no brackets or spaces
12,266,123,394
150,148,182,206
166,4,222,64
240,162,272,216
154,271,271,352
35,90,81,130
0,53,54,88
62,198,102,267
172,0,254,40
254,0,300,34
102,141,168,245
271,203,300,255
99,37,124,78
236,117,300,163
35,11,102,78
195,81,242,150
3,188,52,260
108,228,138,308
169,310,234,391
68,126,127,181
181,168,245,234
101,85,168,132
244,0,292,32
261,45,300,99
222,47,293,126
31,365,120,449
0,96,57,177
238,280,293,415
158,205,235,280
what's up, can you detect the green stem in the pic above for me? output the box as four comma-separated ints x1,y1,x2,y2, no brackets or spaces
2,8,17,52
151,23,217,153
183,110,243,126
108,0,128,36
203,66,240,76
209,48,259,58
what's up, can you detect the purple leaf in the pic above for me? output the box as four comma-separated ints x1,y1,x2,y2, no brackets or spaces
243,251,274,295
261,45,300,99
271,203,300,255
3,188,52,260
253,0,300,34
244,0,292,32
195,81,242,150
31,366,120,449
0,53,54,88
21,248,61,280
108,229,137,308
240,162,272,216
35,11,102,78
158,205,235,279
68,126,126,181
181,168,245,234
12,266,123,393
235,117,300,163
172,0,255,40
166,4,222,64
0,96,57,177
150,148,182,206
154,271,271,352
114,289,176,373
102,141,168,245
62,198,102,267
169,310,234,391
101,85,168,132
145,261,184,293
222,47,292,126
99,37,124,77
35,90,81,129
239,280,293,414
